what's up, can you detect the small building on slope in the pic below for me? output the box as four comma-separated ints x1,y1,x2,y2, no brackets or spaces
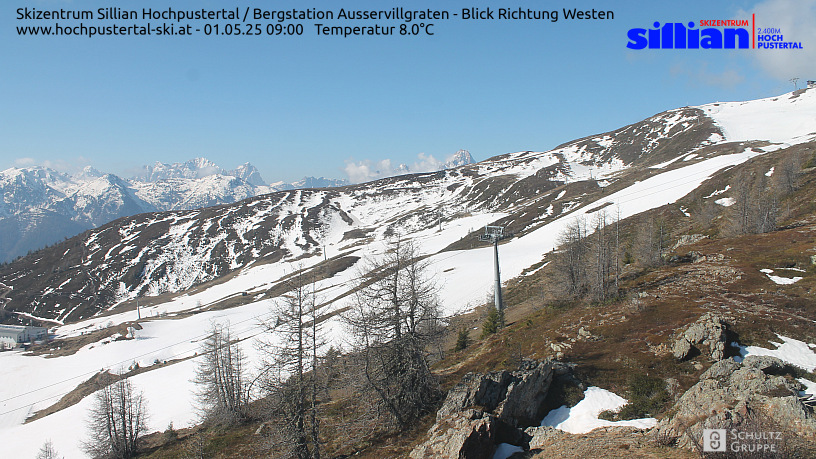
0,325,47,350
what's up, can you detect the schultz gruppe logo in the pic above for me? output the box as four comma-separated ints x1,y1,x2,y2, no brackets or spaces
703,428,784,453
703,429,727,452
627,14,804,50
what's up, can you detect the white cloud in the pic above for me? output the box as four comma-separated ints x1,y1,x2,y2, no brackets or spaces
195,165,222,179
344,152,444,183
413,152,445,172
739,0,816,81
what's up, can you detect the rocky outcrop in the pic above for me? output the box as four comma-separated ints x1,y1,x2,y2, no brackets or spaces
523,426,655,458
670,313,730,361
653,355,816,450
435,360,570,428
411,360,573,458
409,410,504,459
671,234,707,250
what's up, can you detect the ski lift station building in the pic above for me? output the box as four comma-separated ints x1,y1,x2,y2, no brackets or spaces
0,325,47,349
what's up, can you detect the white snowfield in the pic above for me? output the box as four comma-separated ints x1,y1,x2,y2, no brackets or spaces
2,89,816,457
540,386,657,434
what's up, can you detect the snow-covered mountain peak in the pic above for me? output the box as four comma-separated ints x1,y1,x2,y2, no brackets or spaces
231,162,267,186
136,157,227,182
74,166,104,180
445,149,475,169
1,166,68,185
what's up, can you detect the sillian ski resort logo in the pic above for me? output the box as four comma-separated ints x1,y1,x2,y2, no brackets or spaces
627,14,803,50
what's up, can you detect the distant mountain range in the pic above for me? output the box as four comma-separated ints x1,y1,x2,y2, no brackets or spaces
0,153,474,262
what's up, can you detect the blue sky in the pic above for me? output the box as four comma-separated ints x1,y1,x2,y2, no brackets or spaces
2,0,814,183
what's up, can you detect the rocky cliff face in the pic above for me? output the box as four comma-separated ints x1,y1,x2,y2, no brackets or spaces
410,360,576,458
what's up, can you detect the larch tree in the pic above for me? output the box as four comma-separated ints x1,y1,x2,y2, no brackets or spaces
36,440,61,459
345,238,443,427
258,269,327,459
83,379,148,459
193,322,250,425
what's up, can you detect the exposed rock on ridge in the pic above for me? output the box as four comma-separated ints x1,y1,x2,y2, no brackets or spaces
411,360,574,458
653,355,816,451
670,312,731,361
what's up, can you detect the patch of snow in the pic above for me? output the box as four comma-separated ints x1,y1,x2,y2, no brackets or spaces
734,335,816,372
56,278,71,290
704,185,730,198
761,268,803,284
707,132,724,143
555,190,566,200
766,167,775,177
540,386,657,434
767,275,802,285
760,143,785,153
684,153,698,161
798,378,816,403
715,197,735,207
649,155,684,169
11,311,63,326
593,135,614,148
493,443,524,459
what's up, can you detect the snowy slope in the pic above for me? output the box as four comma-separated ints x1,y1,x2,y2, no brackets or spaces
2,89,816,457
698,88,816,144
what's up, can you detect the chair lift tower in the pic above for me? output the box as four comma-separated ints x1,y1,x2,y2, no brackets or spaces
480,225,510,316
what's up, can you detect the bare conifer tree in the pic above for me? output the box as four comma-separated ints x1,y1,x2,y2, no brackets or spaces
589,210,619,302
753,175,780,234
777,152,801,194
258,269,327,458
555,218,589,297
345,238,443,427
728,170,780,235
83,379,148,459
193,322,249,425
730,170,753,235
634,216,668,268
36,440,61,459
